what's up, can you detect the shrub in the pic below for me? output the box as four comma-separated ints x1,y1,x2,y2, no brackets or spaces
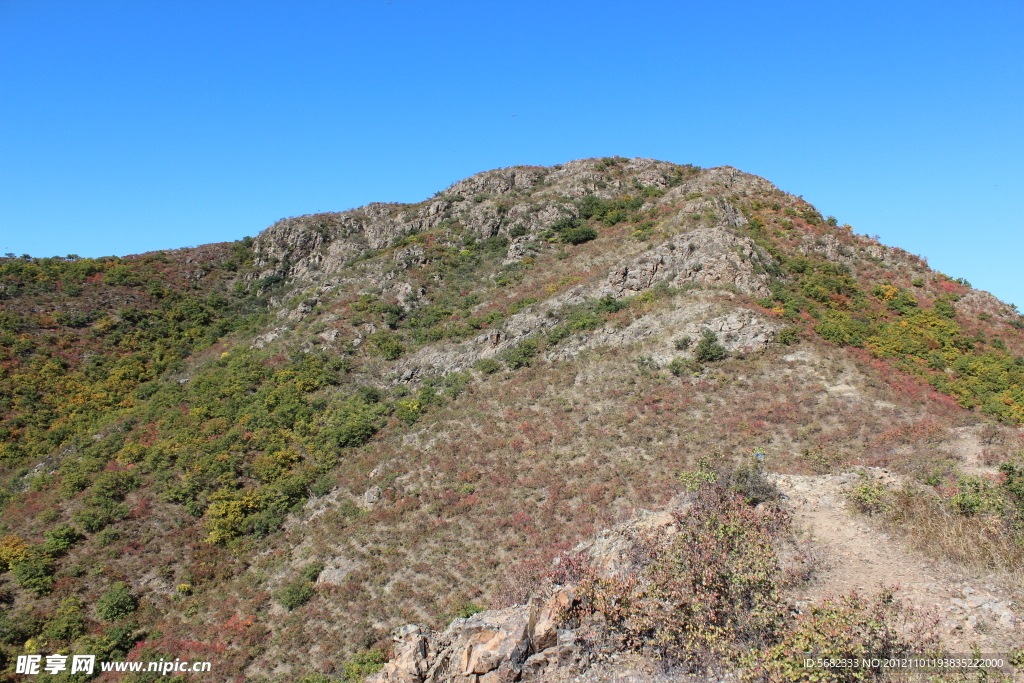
277,580,315,611
847,480,892,515
572,482,790,667
814,312,867,347
934,297,958,319
474,358,502,375
550,216,581,233
296,675,332,683
668,357,700,377
395,399,422,424
454,602,485,618
886,290,919,315
0,535,31,570
96,582,137,621
725,461,780,506
693,331,728,363
999,458,1024,513
370,331,405,360
949,475,1004,516
341,650,385,683
93,528,123,547
775,326,800,346
751,590,936,679
11,553,56,596
0,608,42,646
42,525,83,555
560,226,598,245
594,295,625,314
501,339,538,369
73,503,130,532
102,265,141,287
673,336,692,350
41,598,87,641
299,562,325,583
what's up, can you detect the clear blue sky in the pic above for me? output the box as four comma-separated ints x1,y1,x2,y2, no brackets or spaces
2,0,1022,307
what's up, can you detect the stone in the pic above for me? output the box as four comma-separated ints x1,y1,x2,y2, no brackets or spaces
363,485,383,508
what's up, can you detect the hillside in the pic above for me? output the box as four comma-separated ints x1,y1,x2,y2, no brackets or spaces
1,157,1022,681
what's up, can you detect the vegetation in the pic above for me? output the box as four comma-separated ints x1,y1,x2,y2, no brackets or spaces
566,480,938,677
96,581,138,621
0,158,1021,679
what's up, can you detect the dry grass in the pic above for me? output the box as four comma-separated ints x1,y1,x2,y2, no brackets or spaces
883,488,1024,583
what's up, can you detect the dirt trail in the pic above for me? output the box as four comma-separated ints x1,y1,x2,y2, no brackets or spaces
771,470,1022,655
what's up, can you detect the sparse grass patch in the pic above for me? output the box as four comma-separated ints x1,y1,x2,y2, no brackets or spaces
847,478,893,515
876,480,1024,576
562,480,937,678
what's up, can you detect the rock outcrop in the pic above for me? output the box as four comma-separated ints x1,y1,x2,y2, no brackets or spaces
368,589,585,683
368,496,692,683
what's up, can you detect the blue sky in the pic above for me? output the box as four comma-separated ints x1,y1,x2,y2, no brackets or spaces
2,0,1022,306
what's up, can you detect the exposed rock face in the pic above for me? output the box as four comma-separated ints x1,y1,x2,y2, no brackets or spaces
368,497,691,683
244,156,819,383
248,158,781,291
602,228,773,299
368,590,587,683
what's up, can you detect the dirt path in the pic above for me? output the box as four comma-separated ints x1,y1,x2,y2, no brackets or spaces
771,469,1022,655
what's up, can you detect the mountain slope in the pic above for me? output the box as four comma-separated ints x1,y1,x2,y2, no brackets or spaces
0,157,1022,681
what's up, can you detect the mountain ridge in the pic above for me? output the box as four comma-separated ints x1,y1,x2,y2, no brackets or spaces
0,157,1022,681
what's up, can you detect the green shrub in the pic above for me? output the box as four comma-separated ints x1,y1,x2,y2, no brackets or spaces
41,598,87,641
934,297,958,319
848,480,892,515
693,331,728,363
341,650,385,683
814,311,867,347
560,226,598,245
594,295,625,314
668,357,700,377
11,553,56,596
475,358,502,375
295,675,332,683
676,457,719,492
775,326,800,346
949,475,1004,516
42,525,82,555
276,580,315,611
96,582,137,621
550,216,581,233
999,459,1024,513
370,331,404,360
93,528,123,546
299,562,325,583
0,608,42,645
752,590,931,679
673,336,692,350
501,339,538,369
454,602,485,619
886,290,919,315
73,502,130,532
60,470,91,496
102,265,141,287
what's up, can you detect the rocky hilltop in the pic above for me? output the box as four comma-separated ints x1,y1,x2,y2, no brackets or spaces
0,158,1022,681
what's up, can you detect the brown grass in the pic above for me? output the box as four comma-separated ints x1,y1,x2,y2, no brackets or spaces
884,487,1024,586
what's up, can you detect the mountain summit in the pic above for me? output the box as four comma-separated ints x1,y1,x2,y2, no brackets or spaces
1,158,1022,680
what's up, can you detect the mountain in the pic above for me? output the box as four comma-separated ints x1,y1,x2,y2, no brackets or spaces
0,157,1022,681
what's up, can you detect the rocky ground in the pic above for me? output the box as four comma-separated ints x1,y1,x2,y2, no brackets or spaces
773,470,1021,655
368,468,1023,683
